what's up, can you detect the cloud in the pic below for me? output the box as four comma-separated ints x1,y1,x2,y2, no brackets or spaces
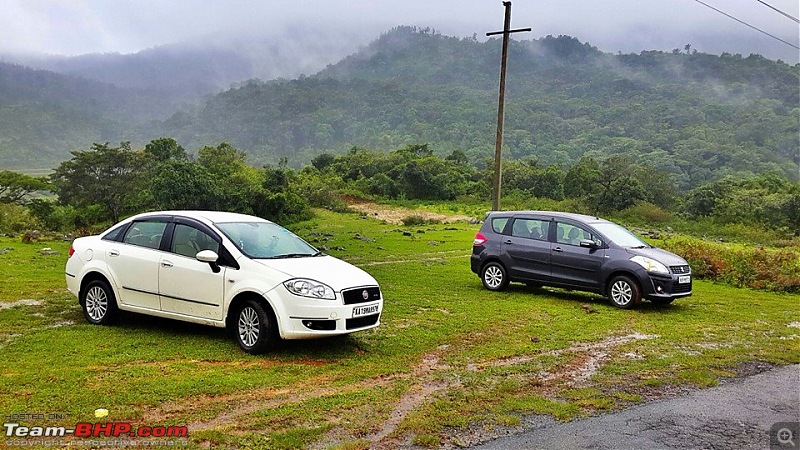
0,0,797,61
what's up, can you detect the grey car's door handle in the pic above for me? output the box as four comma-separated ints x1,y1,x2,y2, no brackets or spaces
108,250,119,257
553,246,563,252
504,239,513,245
161,260,173,268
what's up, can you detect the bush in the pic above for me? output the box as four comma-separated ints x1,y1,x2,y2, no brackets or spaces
662,237,800,292
0,203,38,233
401,215,440,226
614,203,674,226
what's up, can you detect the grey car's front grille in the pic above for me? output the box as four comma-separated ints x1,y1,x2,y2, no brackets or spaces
670,265,691,275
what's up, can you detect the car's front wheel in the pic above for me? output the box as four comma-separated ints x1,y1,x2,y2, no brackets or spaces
81,279,118,325
235,299,278,354
481,262,509,291
608,275,641,309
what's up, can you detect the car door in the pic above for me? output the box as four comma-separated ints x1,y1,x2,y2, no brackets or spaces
110,219,168,311
549,221,605,290
502,217,552,282
158,222,226,320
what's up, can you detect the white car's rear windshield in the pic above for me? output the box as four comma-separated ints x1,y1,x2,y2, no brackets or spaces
215,221,318,259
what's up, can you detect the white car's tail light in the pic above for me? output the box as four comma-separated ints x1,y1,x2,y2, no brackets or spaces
68,244,75,257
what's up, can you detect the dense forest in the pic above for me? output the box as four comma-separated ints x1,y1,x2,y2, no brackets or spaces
1,27,798,191
160,27,799,189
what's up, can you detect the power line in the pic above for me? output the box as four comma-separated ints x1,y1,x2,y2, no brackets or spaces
753,0,799,24
692,0,799,50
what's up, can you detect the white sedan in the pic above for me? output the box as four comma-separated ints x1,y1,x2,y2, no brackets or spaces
65,211,383,353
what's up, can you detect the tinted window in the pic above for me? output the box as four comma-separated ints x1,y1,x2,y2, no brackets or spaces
491,218,509,234
122,221,167,249
171,224,220,258
556,222,598,246
510,219,550,241
102,223,128,242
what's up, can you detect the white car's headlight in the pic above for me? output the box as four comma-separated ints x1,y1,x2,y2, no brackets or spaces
630,256,669,274
283,279,336,300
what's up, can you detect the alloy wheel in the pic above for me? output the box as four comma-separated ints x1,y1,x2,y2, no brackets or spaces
85,286,108,321
238,306,260,348
610,280,633,306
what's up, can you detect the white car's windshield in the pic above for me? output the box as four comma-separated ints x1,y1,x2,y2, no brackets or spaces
592,222,650,248
215,221,319,259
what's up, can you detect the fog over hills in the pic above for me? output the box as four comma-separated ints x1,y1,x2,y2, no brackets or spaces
0,27,797,189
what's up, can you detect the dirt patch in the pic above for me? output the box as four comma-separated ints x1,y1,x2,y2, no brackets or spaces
346,201,474,225
0,299,42,310
469,334,657,389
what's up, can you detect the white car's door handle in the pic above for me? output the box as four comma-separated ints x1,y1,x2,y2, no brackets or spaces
161,260,173,268
108,250,119,257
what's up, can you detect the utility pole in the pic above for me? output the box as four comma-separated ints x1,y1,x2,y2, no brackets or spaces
487,1,530,211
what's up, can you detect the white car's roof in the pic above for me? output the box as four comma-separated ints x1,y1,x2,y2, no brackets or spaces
128,210,272,225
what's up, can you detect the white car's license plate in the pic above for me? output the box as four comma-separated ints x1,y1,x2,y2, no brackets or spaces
352,303,379,317
678,275,691,284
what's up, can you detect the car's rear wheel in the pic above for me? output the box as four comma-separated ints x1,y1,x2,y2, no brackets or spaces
481,262,509,291
235,299,278,354
81,279,118,325
608,275,641,309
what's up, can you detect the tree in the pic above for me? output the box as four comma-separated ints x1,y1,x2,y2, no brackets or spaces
0,171,50,204
51,142,145,223
143,137,187,162
148,159,216,210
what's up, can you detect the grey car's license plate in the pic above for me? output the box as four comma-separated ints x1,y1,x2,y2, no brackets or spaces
678,275,690,284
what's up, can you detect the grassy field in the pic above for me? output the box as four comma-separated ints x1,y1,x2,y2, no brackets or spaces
0,208,798,449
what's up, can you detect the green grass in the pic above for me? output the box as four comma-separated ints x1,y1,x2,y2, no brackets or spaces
0,209,798,449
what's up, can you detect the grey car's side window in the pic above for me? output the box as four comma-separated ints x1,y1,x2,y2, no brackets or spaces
491,217,510,234
556,222,598,246
122,221,167,249
511,219,550,241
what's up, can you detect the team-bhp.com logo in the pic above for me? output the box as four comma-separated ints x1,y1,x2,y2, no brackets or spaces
4,422,188,438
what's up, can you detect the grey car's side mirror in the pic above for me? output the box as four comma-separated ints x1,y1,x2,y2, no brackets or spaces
196,250,221,273
579,239,598,248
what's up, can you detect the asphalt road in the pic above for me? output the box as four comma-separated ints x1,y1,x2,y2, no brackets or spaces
473,364,800,450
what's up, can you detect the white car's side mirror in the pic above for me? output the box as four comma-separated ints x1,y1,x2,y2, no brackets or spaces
196,250,218,263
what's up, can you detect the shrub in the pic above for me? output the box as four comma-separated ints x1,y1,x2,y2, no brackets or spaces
662,237,800,292
401,215,440,226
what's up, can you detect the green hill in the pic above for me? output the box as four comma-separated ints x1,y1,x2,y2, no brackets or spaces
160,27,799,188
0,62,188,170
1,27,798,187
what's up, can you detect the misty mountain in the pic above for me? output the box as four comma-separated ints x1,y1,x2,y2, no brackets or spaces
0,61,189,168
1,29,369,96
0,26,797,188
158,27,798,188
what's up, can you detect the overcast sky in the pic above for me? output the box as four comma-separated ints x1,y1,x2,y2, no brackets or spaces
2,0,798,62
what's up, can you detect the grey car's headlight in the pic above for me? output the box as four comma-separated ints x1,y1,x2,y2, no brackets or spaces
630,256,669,275
283,279,336,300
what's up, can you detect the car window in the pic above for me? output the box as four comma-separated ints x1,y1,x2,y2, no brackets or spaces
511,218,549,241
102,223,128,242
556,222,598,246
171,224,220,258
122,221,167,249
215,221,317,259
491,217,509,234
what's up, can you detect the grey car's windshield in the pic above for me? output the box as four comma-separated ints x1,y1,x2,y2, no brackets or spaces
215,221,319,259
591,222,650,248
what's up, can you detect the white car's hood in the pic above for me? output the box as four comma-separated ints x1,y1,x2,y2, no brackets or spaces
253,255,378,291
